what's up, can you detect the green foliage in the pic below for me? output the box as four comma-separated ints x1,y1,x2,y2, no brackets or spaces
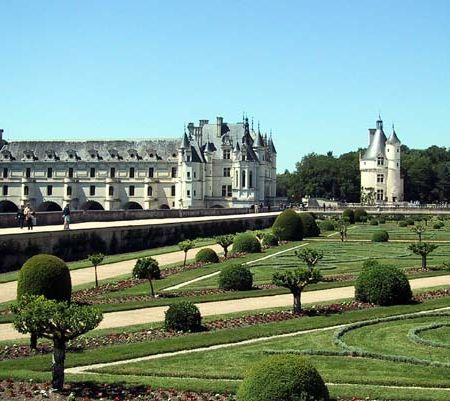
371,230,389,242
237,354,329,401
318,220,335,231
355,262,412,306
378,218,386,224
164,301,202,332
298,212,320,237
405,218,415,226
17,254,72,301
295,247,324,268
132,257,161,297
342,208,355,224
272,209,303,241
408,242,439,269
218,264,253,291
398,220,408,227
433,222,445,229
195,248,219,264
232,233,261,254
369,219,379,226
354,208,368,222
215,234,234,258
88,253,104,267
262,233,279,247
178,240,195,252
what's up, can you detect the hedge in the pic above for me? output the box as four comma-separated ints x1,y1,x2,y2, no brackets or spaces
298,213,320,237
271,209,303,241
195,248,219,264
371,230,389,242
232,233,261,254
218,264,253,291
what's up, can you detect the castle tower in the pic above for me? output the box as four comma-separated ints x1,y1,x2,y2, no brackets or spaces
385,125,404,202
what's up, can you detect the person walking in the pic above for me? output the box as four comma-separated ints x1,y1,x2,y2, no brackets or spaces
62,204,71,230
16,205,25,229
24,204,34,230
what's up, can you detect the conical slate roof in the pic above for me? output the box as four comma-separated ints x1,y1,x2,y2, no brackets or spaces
233,141,240,152
254,132,264,148
180,132,190,149
387,127,401,145
362,119,387,160
268,137,277,154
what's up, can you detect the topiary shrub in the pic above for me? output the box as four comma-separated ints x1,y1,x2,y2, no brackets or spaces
272,209,303,241
354,208,368,223
232,233,261,254
398,220,408,228
371,230,389,242
355,263,412,306
17,254,72,301
342,208,355,224
369,219,379,226
237,354,329,401
433,221,445,229
262,233,279,247
195,248,219,264
218,264,253,291
164,301,202,332
298,213,320,237
378,218,386,224
319,220,335,231
405,218,415,226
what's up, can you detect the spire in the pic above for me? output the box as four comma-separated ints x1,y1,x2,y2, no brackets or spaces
376,114,383,130
387,123,401,145
180,131,190,149
362,116,387,160
233,141,241,152
268,131,277,154
254,131,264,148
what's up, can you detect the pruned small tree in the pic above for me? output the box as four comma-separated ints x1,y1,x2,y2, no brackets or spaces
295,248,324,269
272,268,322,313
12,295,102,390
215,234,234,258
132,257,161,297
88,253,105,288
411,224,426,242
178,240,195,267
408,242,438,270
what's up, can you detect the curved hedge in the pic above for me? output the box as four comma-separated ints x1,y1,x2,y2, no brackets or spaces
372,230,389,242
195,248,219,264
232,233,261,254
354,208,368,223
237,355,329,401
355,263,412,306
342,208,355,224
262,233,279,247
319,220,335,231
17,254,72,301
298,213,320,237
164,301,202,332
369,219,379,226
272,209,303,241
218,264,253,291
398,220,408,227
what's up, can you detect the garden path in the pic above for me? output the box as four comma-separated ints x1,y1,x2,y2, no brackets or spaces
1,274,449,341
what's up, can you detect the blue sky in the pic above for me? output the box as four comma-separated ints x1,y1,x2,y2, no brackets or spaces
1,0,449,171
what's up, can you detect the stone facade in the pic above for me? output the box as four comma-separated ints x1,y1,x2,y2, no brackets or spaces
359,117,404,204
0,117,277,212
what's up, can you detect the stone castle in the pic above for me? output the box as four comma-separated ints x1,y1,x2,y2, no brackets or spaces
0,116,277,212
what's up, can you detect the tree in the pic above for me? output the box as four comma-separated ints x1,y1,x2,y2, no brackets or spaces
408,242,438,270
88,253,105,288
12,295,102,390
215,234,234,258
178,240,195,267
132,257,160,297
411,224,426,242
272,268,322,313
295,247,323,269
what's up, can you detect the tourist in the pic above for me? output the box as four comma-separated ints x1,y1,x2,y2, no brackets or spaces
62,204,71,230
16,205,25,229
24,204,34,230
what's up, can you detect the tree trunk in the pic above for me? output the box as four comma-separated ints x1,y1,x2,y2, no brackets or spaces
422,255,427,270
183,252,187,267
94,265,99,288
419,233,422,242
30,332,37,349
52,338,66,390
148,278,155,297
292,291,302,314
224,247,228,259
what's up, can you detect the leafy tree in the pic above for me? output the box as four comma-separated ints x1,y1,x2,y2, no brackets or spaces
408,242,438,270
295,247,323,269
12,295,102,390
88,253,104,288
132,257,160,297
272,268,322,313
178,240,195,267
215,234,234,258
411,224,426,242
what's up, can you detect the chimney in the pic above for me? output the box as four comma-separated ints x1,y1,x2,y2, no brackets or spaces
199,119,209,128
368,128,376,145
0,129,4,146
216,116,223,137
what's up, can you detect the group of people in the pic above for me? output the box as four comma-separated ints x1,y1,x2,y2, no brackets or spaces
15,204,36,230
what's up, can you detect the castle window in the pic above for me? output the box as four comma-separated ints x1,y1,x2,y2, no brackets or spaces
147,186,153,197
186,155,191,162
90,167,96,178
223,167,231,177
47,185,53,196
47,168,53,178
148,167,154,178
2,185,8,196
90,185,96,196
187,189,191,197
377,174,384,183
377,156,384,166
194,190,196,196
2,168,7,178
110,167,116,178
187,171,191,179
376,189,384,201
397,162,400,167
129,185,135,196
172,153,176,158
223,150,230,160
171,167,177,178
249,171,253,188
67,186,72,196
222,185,227,197
24,186,29,196
242,171,246,188
129,167,135,178
194,171,196,178
171,185,176,196
25,168,31,178
109,186,114,196
227,185,232,197
68,168,74,178
242,155,246,161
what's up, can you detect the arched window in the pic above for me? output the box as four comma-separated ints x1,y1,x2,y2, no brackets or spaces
242,171,246,188
66,186,72,196
147,186,153,197
24,186,29,196
249,171,253,188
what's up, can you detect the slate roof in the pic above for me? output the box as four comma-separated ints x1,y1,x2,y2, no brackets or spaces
387,128,401,145
362,119,387,160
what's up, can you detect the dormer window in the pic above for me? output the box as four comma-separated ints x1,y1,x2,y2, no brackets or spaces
109,149,120,160
377,156,384,166
88,149,99,160
67,150,78,160
128,149,138,159
1,150,12,161
23,150,36,161
172,153,176,158
45,150,57,161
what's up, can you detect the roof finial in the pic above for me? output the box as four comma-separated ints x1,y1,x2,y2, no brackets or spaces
251,117,254,131
392,123,395,132
257,120,260,133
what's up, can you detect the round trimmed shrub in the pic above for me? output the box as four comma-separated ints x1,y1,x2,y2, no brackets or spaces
237,355,329,401
298,212,320,237
319,220,335,231
355,264,412,306
342,208,355,224
164,301,202,332
218,264,253,291
371,230,389,242
232,233,261,254
405,218,415,226
354,208,368,223
433,221,445,229
272,209,303,241
17,254,72,301
262,233,278,247
369,219,379,226
195,248,219,264
378,218,386,224
398,220,408,227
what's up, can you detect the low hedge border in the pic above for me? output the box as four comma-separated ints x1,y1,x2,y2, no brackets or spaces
408,322,450,349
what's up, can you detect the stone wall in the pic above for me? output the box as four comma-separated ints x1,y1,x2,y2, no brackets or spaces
0,214,277,273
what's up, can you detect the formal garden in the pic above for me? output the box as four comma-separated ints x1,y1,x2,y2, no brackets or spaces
1,208,450,400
